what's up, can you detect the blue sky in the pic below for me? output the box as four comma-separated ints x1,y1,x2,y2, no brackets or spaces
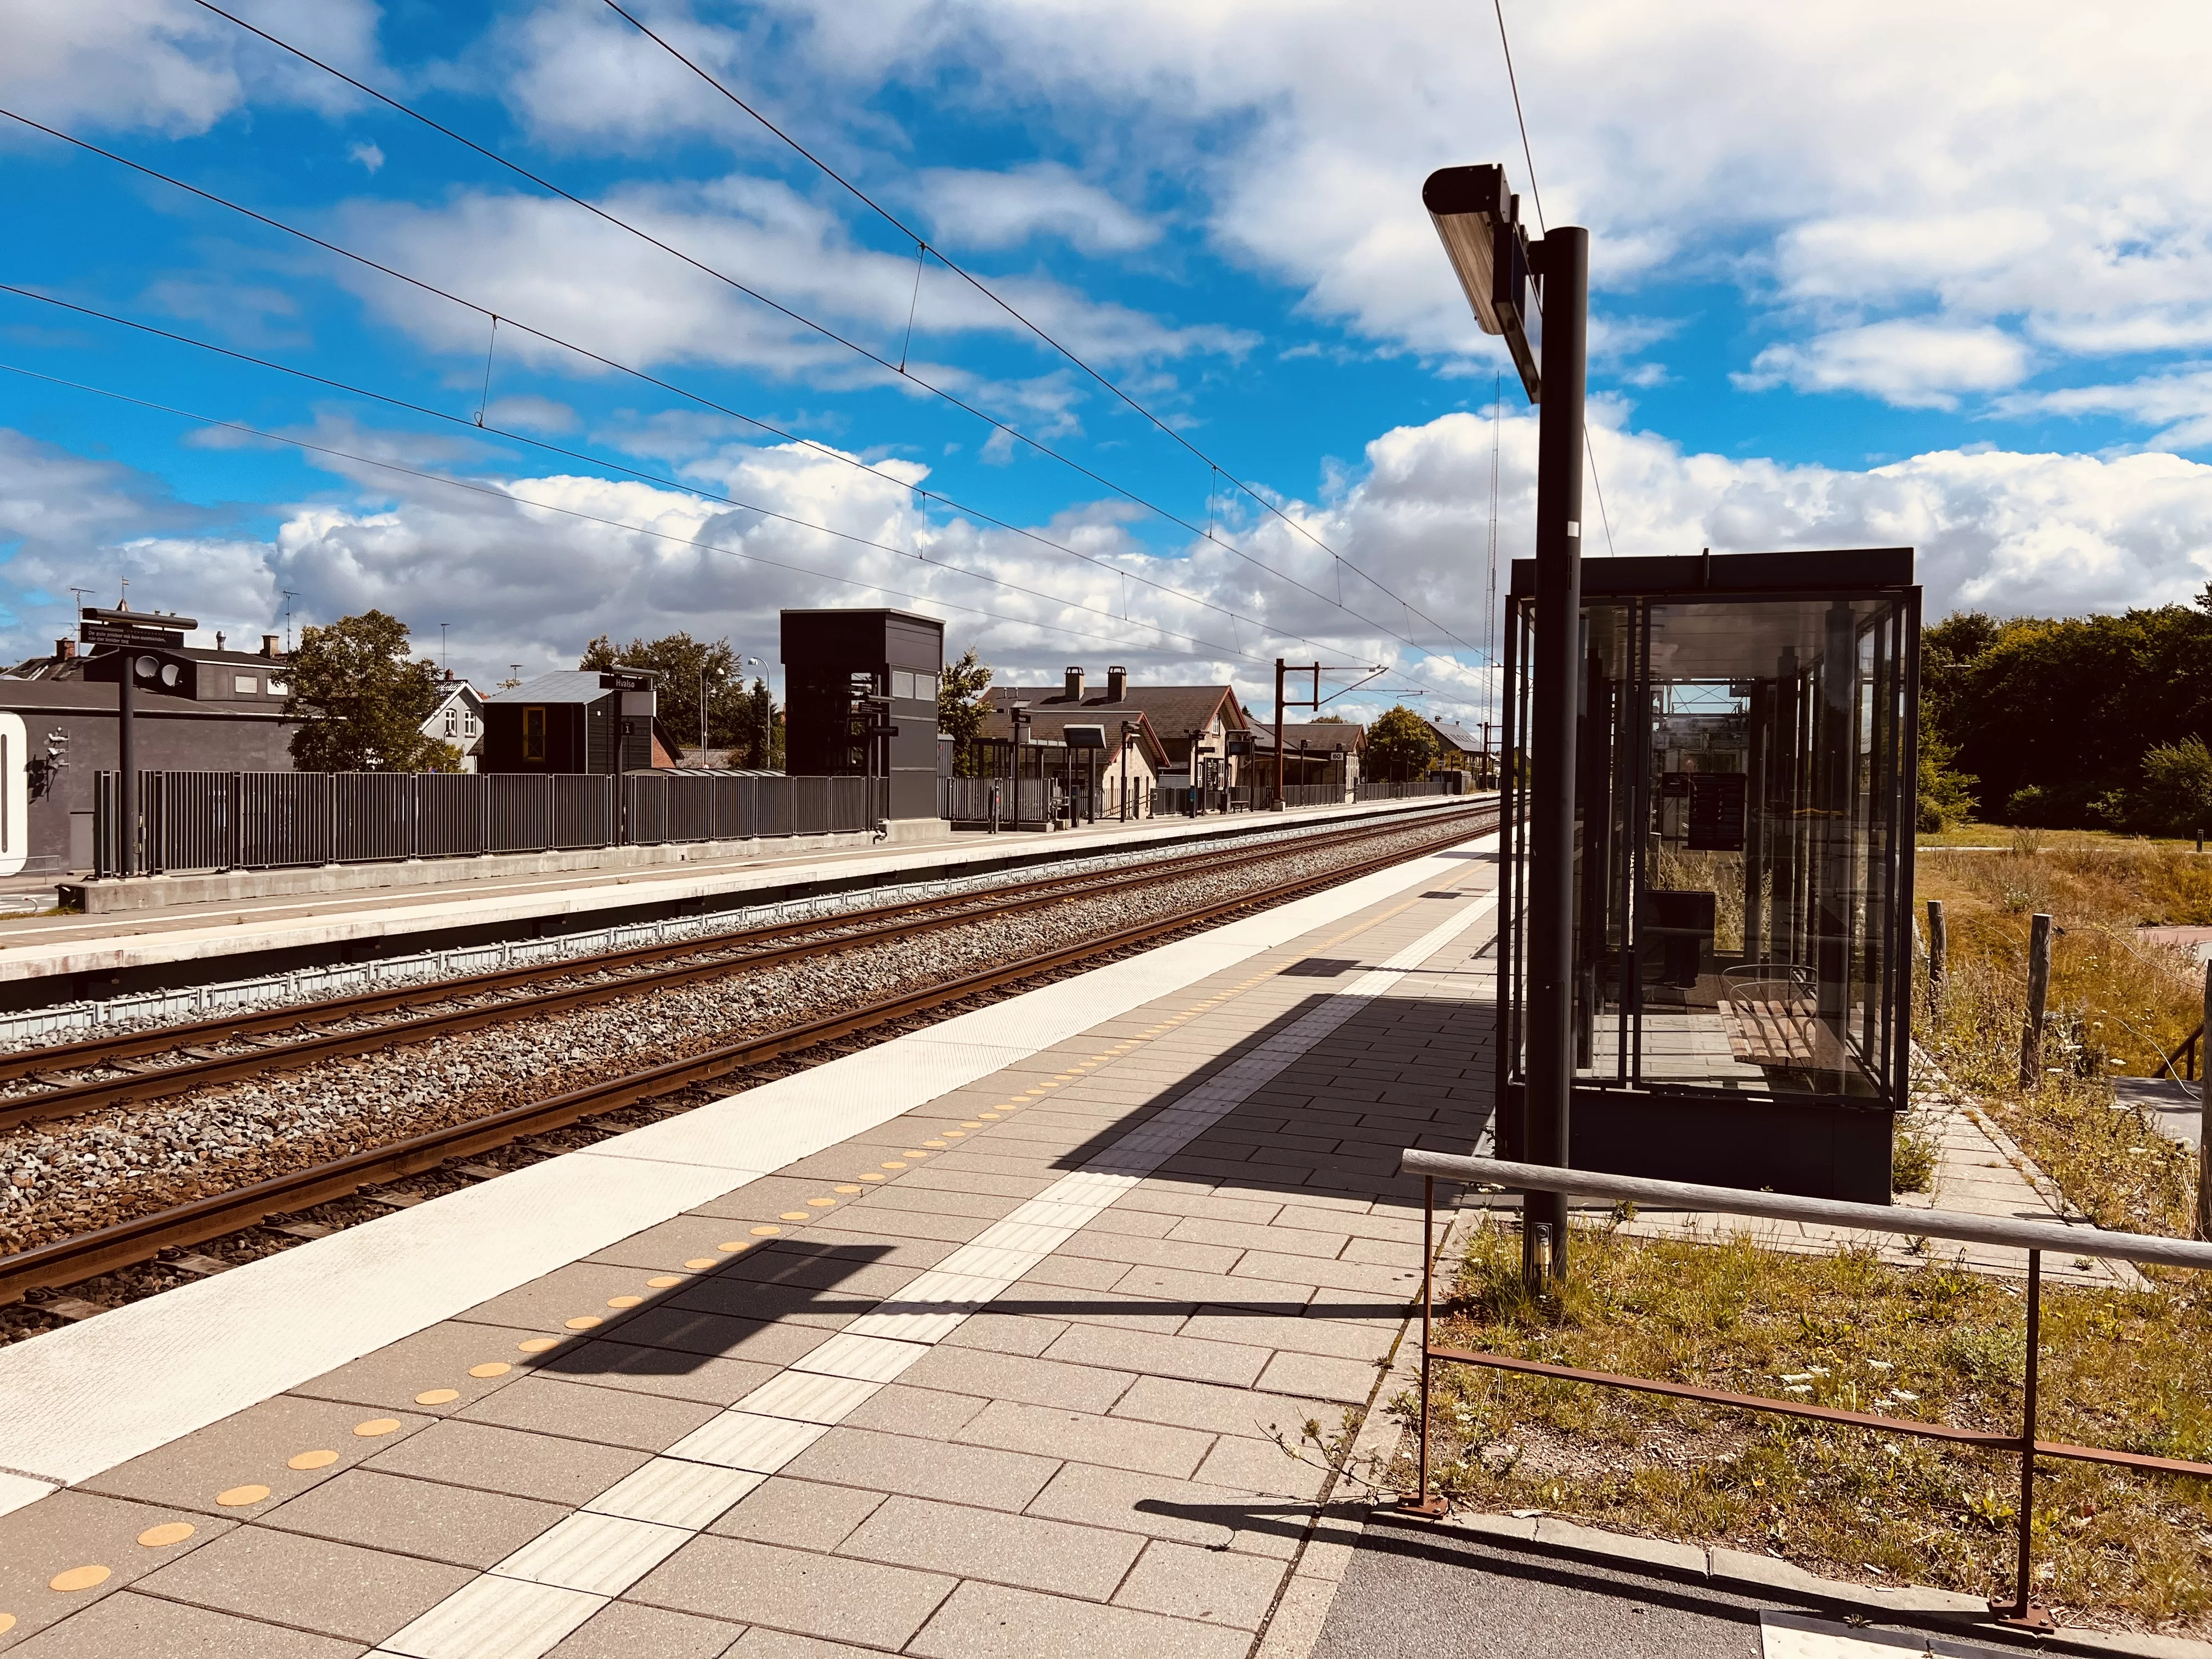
5,0,2212,723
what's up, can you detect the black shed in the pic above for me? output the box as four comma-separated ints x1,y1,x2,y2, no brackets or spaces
481,669,658,775
780,609,943,821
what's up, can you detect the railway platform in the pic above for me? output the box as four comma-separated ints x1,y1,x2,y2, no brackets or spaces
0,822,1500,1656
0,794,1480,1013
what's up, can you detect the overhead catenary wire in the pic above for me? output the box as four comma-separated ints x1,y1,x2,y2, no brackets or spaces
1489,0,1618,558
596,0,1488,662
0,105,1398,679
184,1,1477,668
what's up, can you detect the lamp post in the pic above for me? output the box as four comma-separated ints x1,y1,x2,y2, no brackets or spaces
1425,163,1588,1289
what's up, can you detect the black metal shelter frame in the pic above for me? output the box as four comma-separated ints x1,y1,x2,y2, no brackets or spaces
1496,549,1920,1201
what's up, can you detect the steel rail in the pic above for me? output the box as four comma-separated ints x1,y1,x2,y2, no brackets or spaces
0,809,1498,1306
0,805,1491,1130
1397,1149,2212,1633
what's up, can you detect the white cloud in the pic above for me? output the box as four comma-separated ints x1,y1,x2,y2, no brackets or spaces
0,0,385,136
1995,367,2212,452
346,140,384,173
1735,322,2032,409
919,163,1160,255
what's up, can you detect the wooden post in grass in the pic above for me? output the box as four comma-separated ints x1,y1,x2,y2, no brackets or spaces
2199,960,2211,1242
2019,913,2052,1091
1927,899,1948,1019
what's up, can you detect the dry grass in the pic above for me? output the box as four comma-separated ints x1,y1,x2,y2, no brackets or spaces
1915,839,2203,1237
1398,1217,2212,1634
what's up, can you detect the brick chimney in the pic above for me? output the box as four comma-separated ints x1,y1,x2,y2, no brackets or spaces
1063,665,1085,702
261,634,281,658
1105,665,1127,702
55,639,76,661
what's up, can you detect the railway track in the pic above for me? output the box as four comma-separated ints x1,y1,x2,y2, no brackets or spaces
0,801,1496,1310
0,804,1481,1131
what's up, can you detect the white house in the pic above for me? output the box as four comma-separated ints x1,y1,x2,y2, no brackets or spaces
422,676,487,771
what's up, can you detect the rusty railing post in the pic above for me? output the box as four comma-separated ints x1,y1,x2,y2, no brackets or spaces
1401,1173,1448,1516
1995,1247,2052,1630
1926,898,1946,1019
2018,913,2052,1091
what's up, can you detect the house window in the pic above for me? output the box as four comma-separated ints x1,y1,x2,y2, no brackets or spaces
266,678,289,696
444,709,460,736
462,713,478,737
522,707,548,762
234,674,258,695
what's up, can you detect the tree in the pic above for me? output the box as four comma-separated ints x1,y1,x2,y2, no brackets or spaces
1364,706,1439,782
579,632,753,759
2125,736,2212,838
937,647,994,776
285,610,459,772
1916,701,1977,832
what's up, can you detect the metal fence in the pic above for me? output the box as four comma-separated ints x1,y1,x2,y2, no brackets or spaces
93,769,883,877
1397,1149,2212,1633
1356,778,1463,800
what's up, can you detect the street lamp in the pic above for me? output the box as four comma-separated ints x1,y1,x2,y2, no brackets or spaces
1426,161,1590,1293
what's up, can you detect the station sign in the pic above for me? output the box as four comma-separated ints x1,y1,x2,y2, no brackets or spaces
79,606,196,650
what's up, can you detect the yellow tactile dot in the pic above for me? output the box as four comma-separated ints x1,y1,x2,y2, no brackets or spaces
879,1162,906,1171
647,1274,686,1288
216,1485,270,1506
137,1523,194,1548
960,1122,983,1129
469,1362,512,1379
901,1151,930,1160
564,1316,603,1330
685,1257,719,1270
518,1338,560,1353
779,1211,809,1221
857,1173,885,1182
48,1565,109,1593
719,1240,753,1251
749,1224,782,1237
978,1113,1000,1120
921,1141,946,1149
354,1418,402,1437
941,1131,965,1139
0,1616,15,1636
287,1449,339,1470
805,1198,837,1207
834,1184,862,1194
606,1296,644,1309
415,1389,461,1406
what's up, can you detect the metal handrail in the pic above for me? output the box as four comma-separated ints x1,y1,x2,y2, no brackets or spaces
1394,1149,2212,1634
1399,1151,2212,1271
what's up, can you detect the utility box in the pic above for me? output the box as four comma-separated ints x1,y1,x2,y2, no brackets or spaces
780,609,944,821
1496,548,1919,1201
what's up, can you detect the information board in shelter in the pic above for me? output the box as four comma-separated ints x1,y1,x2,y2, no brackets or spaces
1686,771,1747,851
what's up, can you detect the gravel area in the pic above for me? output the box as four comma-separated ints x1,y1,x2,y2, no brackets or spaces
0,816,1470,1264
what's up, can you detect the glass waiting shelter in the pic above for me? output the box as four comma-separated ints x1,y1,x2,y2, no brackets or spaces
1496,548,1919,1201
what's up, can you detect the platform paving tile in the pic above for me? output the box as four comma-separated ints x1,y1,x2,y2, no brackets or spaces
529,1339,783,1409
453,1262,665,1334
906,1579,1250,1659
894,1168,1057,1201
1162,1215,1352,1259
955,1399,1212,1480
1108,1374,1341,1441
1192,1431,1331,1502
285,1319,544,1415
1070,1205,1181,1239
583,1213,785,1272
132,1523,472,1645
1048,1231,1243,1274
1040,1322,1272,1387
1254,1347,1389,1405
606,1308,830,1369
777,1425,1059,1513
705,1476,885,1552
852,1186,1025,1222
1114,1186,1285,1225
78,1395,433,1521
628,1534,955,1650
450,1373,719,1453
1112,1537,1288,1628
0,1589,366,1658
363,1420,649,1508
1231,1250,1420,1298
834,1494,1143,1601
542,1598,743,1658
1020,1462,1300,1559
0,1488,234,1647
836,1381,990,1440
250,1465,562,1570
933,1313,1063,1357
1111,1263,1320,1311
894,1344,1132,1414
